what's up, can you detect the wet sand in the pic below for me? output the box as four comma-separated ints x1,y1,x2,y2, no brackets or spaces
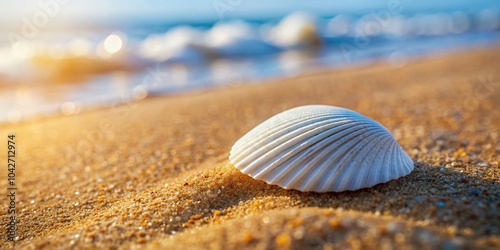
1,46,499,249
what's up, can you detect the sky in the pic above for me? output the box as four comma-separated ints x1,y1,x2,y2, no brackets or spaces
0,0,497,32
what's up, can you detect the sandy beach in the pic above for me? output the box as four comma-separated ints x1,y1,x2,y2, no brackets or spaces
1,46,499,249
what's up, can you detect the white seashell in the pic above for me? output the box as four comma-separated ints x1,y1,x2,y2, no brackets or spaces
229,105,414,192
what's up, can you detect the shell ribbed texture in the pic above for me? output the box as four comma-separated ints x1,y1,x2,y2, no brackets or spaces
229,105,414,192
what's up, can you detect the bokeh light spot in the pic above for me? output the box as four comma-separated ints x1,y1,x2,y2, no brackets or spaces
61,102,76,115
104,33,123,54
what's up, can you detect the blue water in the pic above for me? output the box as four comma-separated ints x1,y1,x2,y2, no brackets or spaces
0,1,499,123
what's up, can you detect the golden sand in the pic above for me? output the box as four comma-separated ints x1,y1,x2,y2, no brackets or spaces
1,47,499,249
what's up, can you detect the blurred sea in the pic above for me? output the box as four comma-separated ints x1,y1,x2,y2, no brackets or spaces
0,1,499,123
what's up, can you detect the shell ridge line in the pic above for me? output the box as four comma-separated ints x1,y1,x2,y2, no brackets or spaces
352,128,392,169
383,139,400,183
362,135,394,188
375,139,396,186
378,140,394,183
265,146,320,184
266,123,369,185
326,129,389,192
323,129,386,192
231,112,325,150
230,115,351,162
292,125,376,191
282,123,372,190
237,119,335,173
233,108,344,147
261,123,371,188
230,116,296,157
235,118,352,170
229,105,414,192
243,120,369,177
234,115,364,168
393,143,404,179
395,144,413,178
343,133,390,191
401,145,414,173
314,123,380,191
354,111,394,137
293,125,374,192
393,143,413,180
230,116,332,165
250,131,326,180
231,116,353,162
251,121,365,180
341,129,394,191
231,113,354,155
